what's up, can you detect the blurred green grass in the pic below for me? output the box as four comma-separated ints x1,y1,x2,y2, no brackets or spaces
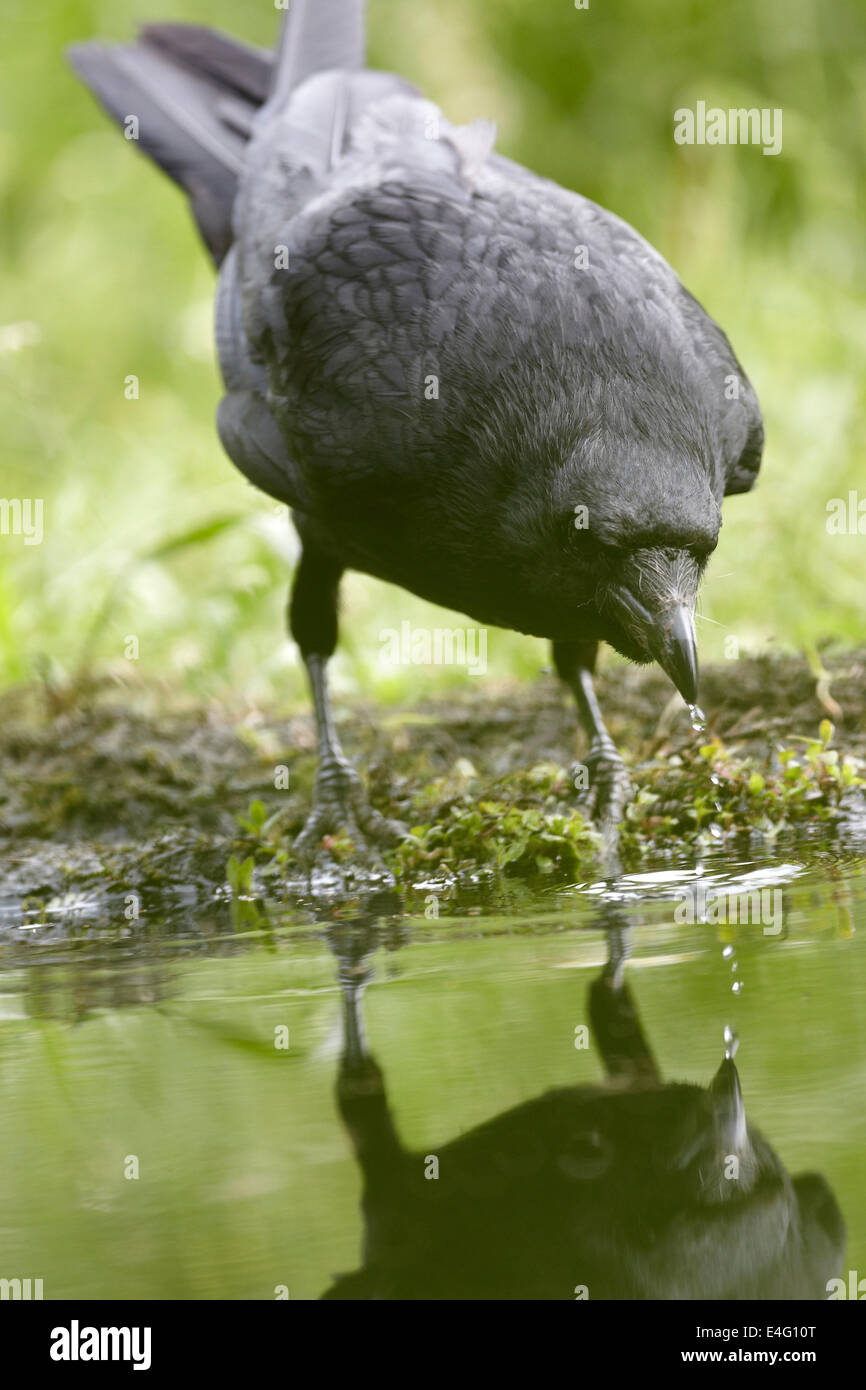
1,0,864,707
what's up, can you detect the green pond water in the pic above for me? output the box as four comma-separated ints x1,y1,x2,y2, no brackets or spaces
0,840,864,1300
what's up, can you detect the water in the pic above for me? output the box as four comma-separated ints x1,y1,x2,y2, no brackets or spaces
0,841,864,1299
687,702,707,733
724,1024,739,1059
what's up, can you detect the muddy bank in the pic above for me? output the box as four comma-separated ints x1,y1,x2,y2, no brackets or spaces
1,646,865,923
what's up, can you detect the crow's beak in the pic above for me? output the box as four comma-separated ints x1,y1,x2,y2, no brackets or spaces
602,548,702,705
650,603,699,705
604,588,700,704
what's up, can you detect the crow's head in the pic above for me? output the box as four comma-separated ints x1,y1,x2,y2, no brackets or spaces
568,445,723,704
596,543,707,705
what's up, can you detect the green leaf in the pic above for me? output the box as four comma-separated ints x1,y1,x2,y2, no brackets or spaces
144,515,246,562
227,855,255,895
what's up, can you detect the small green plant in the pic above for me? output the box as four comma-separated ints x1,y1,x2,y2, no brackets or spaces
622,720,864,856
392,761,599,883
226,855,264,930
236,799,268,838
227,854,255,895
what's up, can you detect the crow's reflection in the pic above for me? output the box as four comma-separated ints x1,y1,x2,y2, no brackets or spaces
323,913,844,1300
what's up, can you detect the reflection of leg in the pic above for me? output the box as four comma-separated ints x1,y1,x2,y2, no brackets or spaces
552,639,633,835
327,923,404,1179
589,909,660,1087
341,978,370,1072
337,1051,403,1184
328,920,378,1071
289,543,406,864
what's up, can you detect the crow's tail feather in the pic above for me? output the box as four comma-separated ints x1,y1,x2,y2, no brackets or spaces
68,7,368,262
67,26,274,264
267,0,367,113
139,25,272,105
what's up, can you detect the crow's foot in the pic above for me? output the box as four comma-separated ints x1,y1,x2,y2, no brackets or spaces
294,756,408,872
573,739,633,833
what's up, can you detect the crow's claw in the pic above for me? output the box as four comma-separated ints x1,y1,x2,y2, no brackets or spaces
294,756,409,872
573,740,633,833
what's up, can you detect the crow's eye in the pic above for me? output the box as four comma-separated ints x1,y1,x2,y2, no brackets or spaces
569,525,618,560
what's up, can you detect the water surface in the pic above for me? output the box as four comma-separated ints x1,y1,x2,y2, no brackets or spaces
0,841,863,1299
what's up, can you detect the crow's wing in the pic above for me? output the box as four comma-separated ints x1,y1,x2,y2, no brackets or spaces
675,287,764,496
215,73,424,510
215,244,308,508
230,84,501,499
723,412,764,496
216,389,306,508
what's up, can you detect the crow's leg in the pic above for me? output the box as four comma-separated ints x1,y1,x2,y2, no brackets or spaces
290,542,406,863
552,638,633,832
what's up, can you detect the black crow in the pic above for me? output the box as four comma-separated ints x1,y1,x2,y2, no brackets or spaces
68,2,763,857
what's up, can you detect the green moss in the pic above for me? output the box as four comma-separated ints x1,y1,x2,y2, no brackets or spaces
226,719,866,888
3,663,866,915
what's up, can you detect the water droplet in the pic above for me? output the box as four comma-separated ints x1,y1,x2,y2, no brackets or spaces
687,703,707,733
731,980,743,994
724,1025,739,1059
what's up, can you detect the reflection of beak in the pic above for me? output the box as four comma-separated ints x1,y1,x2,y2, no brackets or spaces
710,1056,748,1154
